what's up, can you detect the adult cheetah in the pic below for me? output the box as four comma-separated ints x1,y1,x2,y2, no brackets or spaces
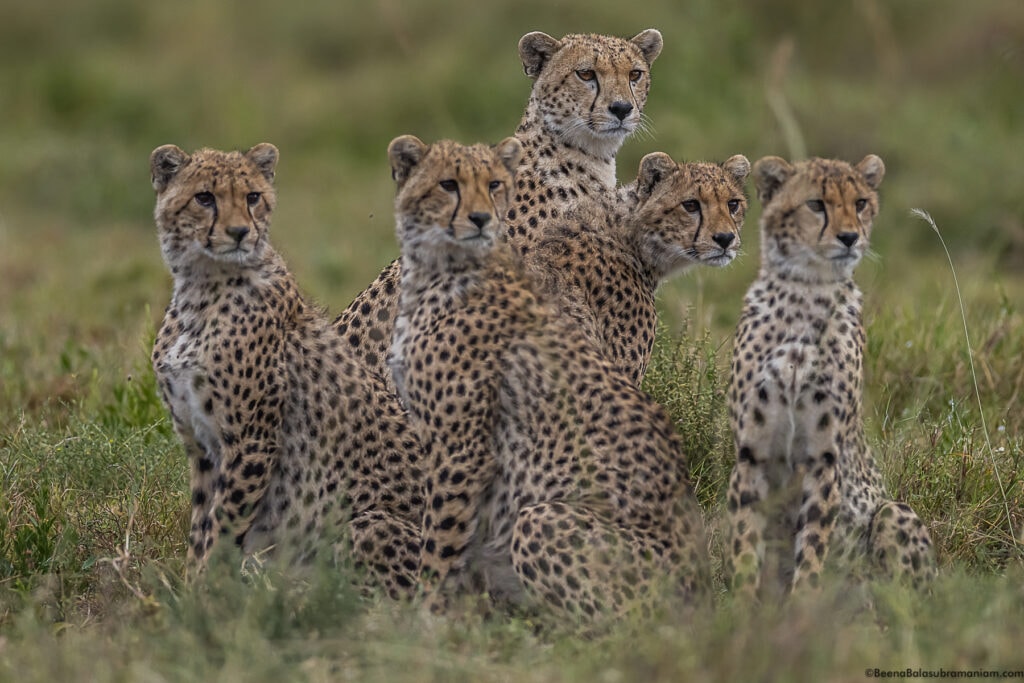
333,29,663,388
386,135,709,623
150,143,422,595
725,154,936,601
526,152,749,384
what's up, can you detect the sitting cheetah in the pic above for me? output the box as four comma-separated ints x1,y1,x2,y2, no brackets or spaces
526,153,749,384
386,135,709,622
725,154,936,600
333,29,663,388
149,143,422,595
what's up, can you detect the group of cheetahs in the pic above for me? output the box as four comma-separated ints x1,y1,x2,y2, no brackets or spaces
149,28,936,626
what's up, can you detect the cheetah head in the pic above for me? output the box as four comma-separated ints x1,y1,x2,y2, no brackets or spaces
389,135,522,261
150,143,278,272
753,155,884,282
519,29,663,159
632,152,750,282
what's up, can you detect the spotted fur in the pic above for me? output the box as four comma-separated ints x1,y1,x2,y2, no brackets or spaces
527,153,749,384
725,154,936,600
333,29,663,390
387,136,709,624
150,144,423,595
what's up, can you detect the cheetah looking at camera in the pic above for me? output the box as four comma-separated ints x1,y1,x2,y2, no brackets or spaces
387,135,709,623
150,143,422,595
333,29,663,388
726,154,937,600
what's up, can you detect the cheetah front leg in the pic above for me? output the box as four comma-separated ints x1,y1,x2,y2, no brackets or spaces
417,412,499,612
726,446,771,598
790,449,842,591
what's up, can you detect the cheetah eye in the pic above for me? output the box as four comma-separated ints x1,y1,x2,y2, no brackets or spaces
194,192,215,208
681,199,701,213
727,199,741,214
576,69,596,82
806,199,826,213
488,180,502,192
440,179,458,192
855,198,868,212
246,192,261,206
628,69,643,83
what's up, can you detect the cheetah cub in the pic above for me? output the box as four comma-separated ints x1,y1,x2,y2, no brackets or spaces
150,143,423,595
527,153,749,385
387,136,709,623
726,155,936,600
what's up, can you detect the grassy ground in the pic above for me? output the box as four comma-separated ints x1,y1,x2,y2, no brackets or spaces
1,0,1023,679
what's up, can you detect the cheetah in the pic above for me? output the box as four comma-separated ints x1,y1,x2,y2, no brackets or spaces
150,143,423,595
333,29,663,388
725,154,936,601
386,135,709,623
526,152,749,384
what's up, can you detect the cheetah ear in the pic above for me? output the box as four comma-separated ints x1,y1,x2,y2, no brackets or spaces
856,154,885,190
636,152,677,198
752,156,794,204
519,31,562,79
630,28,663,65
722,154,751,186
493,137,523,176
388,135,429,187
150,144,189,192
246,143,279,183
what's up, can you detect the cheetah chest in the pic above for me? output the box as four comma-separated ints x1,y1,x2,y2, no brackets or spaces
155,326,223,460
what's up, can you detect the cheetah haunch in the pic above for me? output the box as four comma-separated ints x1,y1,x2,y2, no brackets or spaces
386,135,710,624
150,143,423,596
725,154,936,600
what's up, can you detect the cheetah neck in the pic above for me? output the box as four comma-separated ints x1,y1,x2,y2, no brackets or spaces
609,183,688,288
752,271,863,322
514,119,620,200
169,248,303,319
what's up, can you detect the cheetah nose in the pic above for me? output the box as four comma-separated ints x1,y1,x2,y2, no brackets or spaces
468,212,491,229
608,101,634,121
226,225,250,243
713,232,736,249
837,232,859,248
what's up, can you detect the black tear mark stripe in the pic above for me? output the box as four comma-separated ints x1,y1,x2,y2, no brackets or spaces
817,179,830,242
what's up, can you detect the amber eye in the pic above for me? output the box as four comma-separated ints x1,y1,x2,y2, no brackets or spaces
246,192,261,206
576,69,596,82
727,199,741,214
628,69,643,83
440,179,458,192
855,198,868,212
488,180,502,192
194,192,215,207
682,200,700,213
806,199,826,213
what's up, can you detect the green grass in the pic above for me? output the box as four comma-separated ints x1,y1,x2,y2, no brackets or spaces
2,0,1023,679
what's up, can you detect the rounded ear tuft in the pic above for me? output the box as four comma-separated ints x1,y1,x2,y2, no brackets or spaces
494,137,523,176
856,154,885,190
722,155,751,185
246,143,279,182
752,156,794,205
637,152,677,197
518,31,562,78
630,29,664,65
388,135,429,187
150,145,190,192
